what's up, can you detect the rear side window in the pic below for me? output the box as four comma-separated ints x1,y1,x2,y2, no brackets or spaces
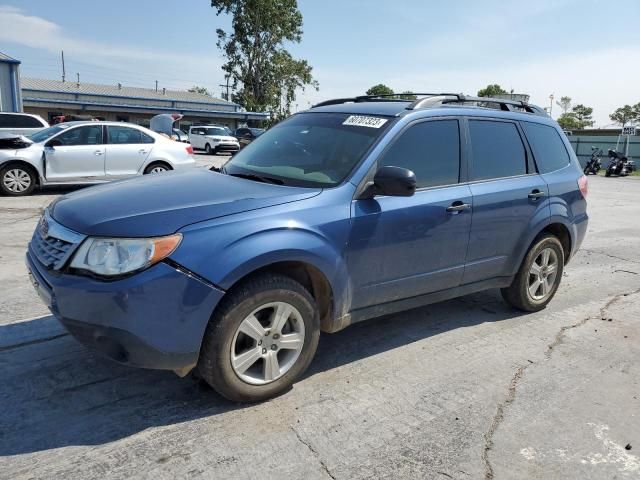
108,126,144,144
522,122,571,173
469,120,527,181
0,114,44,128
379,120,460,188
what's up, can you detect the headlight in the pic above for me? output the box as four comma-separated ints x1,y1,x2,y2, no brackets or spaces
70,234,182,277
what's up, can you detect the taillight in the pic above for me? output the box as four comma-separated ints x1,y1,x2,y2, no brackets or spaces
186,145,194,155
578,175,588,198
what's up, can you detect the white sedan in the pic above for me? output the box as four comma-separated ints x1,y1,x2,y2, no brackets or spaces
0,121,196,196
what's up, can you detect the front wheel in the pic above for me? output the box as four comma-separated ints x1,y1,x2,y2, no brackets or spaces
501,235,564,312
204,143,212,155
1,164,36,196
198,274,320,402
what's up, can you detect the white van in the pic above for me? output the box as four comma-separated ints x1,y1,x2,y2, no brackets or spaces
0,113,49,136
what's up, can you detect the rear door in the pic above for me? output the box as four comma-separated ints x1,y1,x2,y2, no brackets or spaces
463,118,549,283
348,118,473,309
104,125,154,178
189,127,204,149
44,124,105,181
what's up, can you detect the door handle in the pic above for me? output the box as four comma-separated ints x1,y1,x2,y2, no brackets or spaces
94,150,103,156
528,189,546,199
446,201,471,213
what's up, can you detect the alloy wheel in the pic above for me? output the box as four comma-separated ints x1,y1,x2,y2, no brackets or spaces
528,247,559,301
231,301,306,385
149,166,168,174
3,169,31,193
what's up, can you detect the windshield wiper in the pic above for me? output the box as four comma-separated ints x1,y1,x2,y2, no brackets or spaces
226,172,284,185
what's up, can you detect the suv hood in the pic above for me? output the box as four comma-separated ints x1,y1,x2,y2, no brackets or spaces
51,170,321,237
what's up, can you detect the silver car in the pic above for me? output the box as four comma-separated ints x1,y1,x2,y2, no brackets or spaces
0,121,196,196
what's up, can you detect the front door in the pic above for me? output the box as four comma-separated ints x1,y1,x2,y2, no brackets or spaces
44,124,105,181
347,119,472,310
105,125,154,178
462,118,550,283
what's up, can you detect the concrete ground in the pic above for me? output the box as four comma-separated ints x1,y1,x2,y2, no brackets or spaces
0,172,639,480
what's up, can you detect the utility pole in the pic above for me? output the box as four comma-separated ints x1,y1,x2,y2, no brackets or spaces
76,73,80,85
155,80,158,92
61,50,66,82
549,93,554,117
219,75,231,101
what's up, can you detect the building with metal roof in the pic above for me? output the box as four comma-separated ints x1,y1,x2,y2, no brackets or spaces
21,77,269,131
0,52,22,112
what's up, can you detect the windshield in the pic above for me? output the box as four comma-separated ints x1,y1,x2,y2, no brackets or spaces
224,112,392,187
250,128,265,136
29,124,70,143
205,127,228,136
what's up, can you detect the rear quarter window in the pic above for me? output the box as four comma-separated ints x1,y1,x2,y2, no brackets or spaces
468,120,527,181
522,122,571,173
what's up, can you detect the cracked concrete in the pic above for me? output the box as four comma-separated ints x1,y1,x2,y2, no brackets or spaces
0,175,639,479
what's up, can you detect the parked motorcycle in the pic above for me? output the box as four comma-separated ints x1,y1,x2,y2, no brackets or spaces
605,149,636,177
583,146,602,175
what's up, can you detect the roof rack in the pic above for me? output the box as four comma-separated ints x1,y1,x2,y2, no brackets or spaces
313,93,548,117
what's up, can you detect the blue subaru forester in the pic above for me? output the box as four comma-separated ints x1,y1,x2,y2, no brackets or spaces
26,94,588,402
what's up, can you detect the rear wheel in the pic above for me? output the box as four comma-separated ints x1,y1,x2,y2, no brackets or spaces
198,274,320,402
205,143,212,155
501,235,564,312
143,162,171,174
0,164,36,196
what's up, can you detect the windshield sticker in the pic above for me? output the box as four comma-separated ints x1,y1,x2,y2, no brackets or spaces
342,115,388,128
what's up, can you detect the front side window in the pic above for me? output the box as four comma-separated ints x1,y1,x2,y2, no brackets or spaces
224,112,393,187
469,120,527,181
379,120,460,189
521,122,571,173
108,126,144,144
54,125,103,146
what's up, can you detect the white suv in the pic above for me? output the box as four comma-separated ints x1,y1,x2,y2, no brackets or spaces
0,112,49,136
189,125,239,155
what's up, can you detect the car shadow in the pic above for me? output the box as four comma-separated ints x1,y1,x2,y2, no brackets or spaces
0,289,522,456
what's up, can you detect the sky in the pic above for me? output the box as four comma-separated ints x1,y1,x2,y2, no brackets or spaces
1,0,638,126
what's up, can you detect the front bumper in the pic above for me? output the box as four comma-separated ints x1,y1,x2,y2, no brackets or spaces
26,252,224,372
214,143,240,152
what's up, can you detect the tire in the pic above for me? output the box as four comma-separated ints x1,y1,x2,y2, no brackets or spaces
605,169,611,177
583,165,590,175
143,162,171,175
0,164,37,196
501,234,565,312
204,143,212,155
198,273,320,402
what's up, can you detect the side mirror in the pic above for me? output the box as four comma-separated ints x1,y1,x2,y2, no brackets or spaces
360,166,416,198
46,139,62,148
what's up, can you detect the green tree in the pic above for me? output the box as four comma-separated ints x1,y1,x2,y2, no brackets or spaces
477,84,507,97
610,105,636,126
572,104,594,128
557,113,580,130
211,0,318,116
556,96,572,114
398,91,417,100
366,84,394,96
188,86,211,96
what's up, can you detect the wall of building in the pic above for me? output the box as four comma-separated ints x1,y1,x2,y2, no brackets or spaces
0,62,22,112
23,105,242,131
568,135,639,166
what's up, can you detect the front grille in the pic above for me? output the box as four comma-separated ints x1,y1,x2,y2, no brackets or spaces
28,210,85,270
30,231,74,269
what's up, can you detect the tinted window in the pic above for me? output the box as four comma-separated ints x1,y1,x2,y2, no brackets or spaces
379,120,460,188
108,126,144,144
469,120,526,180
141,132,155,144
0,114,44,128
522,122,571,173
54,125,103,146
